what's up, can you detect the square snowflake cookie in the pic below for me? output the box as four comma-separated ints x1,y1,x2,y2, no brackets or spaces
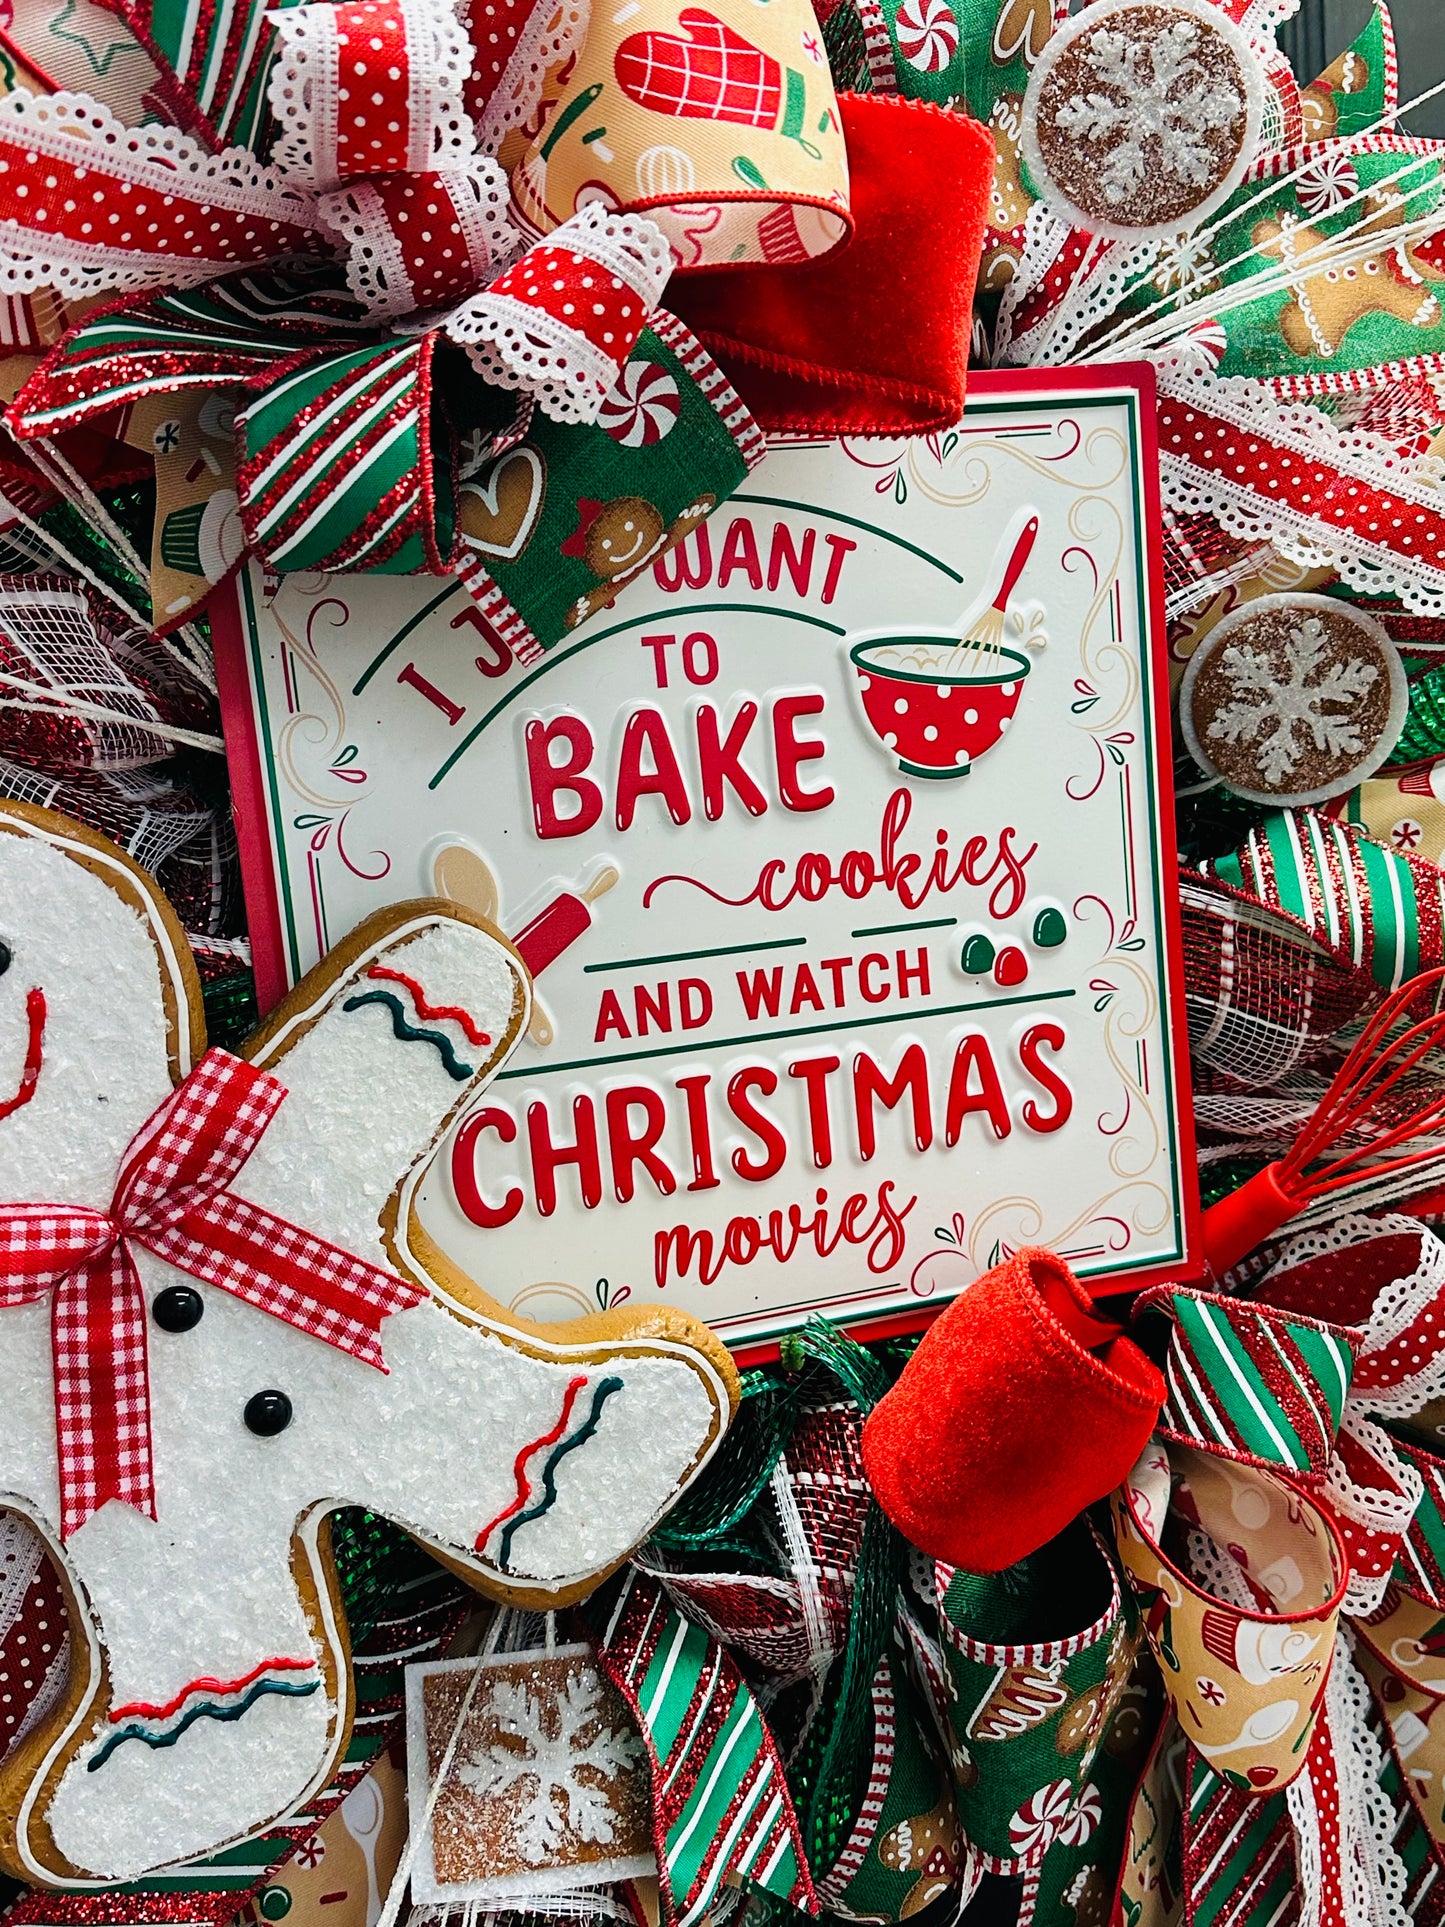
405,1646,653,1903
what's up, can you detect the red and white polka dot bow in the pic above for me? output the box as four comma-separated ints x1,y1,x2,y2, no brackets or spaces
0,1049,424,1539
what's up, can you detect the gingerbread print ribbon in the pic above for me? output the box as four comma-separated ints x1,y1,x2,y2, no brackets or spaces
0,1048,424,1538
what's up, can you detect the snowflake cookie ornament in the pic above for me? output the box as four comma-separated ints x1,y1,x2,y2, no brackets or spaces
1180,593,1407,807
0,801,738,1887
1020,0,1264,241
406,1647,651,1903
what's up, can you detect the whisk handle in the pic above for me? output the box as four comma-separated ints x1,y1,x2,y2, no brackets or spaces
993,515,1039,610
1200,1161,1299,1279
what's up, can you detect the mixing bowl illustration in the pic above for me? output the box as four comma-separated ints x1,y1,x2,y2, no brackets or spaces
850,639,1032,778
847,511,1040,780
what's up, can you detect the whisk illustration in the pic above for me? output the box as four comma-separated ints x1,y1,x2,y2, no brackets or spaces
945,512,1039,671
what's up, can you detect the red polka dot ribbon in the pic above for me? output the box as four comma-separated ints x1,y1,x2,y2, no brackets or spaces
0,1048,425,1540
317,162,517,316
445,204,674,422
0,92,318,303
1155,372,1445,614
270,0,477,189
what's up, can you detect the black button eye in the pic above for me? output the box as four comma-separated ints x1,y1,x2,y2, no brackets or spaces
0,941,11,977
244,1390,293,1436
152,1286,203,1332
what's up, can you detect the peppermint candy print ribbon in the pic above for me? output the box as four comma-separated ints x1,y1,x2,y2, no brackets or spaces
933,1520,1134,1874
1112,1439,1347,1794
456,310,764,658
0,1048,425,1538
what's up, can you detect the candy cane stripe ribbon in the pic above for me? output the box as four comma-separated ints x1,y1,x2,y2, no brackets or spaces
0,1049,426,1538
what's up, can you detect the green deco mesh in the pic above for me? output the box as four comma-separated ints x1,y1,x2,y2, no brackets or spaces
1390,660,1445,768
650,1324,907,1893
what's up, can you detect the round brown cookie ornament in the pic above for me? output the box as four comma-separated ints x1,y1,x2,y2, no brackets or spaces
1020,0,1264,241
1180,593,1407,807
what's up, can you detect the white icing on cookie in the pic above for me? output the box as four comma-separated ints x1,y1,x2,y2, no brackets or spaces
0,835,175,1208
0,821,732,1884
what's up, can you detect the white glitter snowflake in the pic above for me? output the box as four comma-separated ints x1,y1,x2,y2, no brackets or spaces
457,1669,644,1866
1054,20,1245,207
1151,233,1217,296
1206,615,1378,784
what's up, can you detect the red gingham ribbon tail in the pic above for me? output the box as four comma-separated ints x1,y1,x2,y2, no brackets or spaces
144,1193,428,1369
51,1241,153,1540
115,1048,286,1226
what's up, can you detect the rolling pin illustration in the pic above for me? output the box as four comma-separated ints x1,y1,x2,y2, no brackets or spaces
513,863,621,973
426,839,619,1046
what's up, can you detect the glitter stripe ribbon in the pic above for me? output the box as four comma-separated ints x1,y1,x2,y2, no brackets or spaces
587,1568,818,1927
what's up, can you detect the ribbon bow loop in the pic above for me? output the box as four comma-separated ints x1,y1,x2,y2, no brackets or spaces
0,1206,116,1302
113,1049,287,1236
0,1047,428,1539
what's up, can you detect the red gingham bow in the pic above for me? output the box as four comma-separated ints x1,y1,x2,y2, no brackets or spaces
0,1049,427,1539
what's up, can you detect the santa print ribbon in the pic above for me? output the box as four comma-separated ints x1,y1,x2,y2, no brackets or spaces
0,1048,425,1539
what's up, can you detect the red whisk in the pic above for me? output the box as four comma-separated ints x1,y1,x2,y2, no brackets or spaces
1203,965,1445,1277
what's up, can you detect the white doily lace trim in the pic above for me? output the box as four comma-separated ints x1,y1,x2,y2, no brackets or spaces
1185,1526,1260,1609
473,0,590,160
0,88,314,221
444,207,672,423
1325,1413,1422,1617
1271,1212,1445,1417
992,199,1073,366
1156,367,1445,615
270,0,475,189
0,224,224,299
318,159,515,317
317,181,413,314
1337,1630,1411,1927
0,90,315,298
1008,235,1163,369
1287,1741,1325,1927
1290,1631,1412,1927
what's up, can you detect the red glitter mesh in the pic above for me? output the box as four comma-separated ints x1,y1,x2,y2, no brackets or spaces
640,1393,871,1690
1181,872,1381,1097
0,756,242,936
0,576,214,773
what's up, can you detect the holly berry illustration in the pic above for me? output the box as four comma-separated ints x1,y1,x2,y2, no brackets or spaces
614,11,821,155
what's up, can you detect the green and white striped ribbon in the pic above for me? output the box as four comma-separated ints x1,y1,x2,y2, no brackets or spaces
587,1568,817,1927
1206,806,1445,991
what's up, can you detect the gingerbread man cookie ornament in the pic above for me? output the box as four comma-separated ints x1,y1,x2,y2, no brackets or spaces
563,493,717,629
0,802,737,1886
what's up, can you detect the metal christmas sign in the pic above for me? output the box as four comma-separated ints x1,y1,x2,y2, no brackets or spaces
216,365,1198,1355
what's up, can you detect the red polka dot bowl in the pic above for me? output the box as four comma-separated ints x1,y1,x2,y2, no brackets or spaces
848,637,1032,778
